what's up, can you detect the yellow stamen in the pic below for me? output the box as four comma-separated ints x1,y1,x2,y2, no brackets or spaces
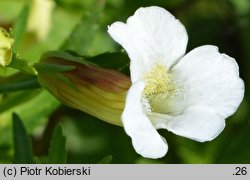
143,64,176,100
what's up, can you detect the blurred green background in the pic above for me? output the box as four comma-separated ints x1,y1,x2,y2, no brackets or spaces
0,0,250,163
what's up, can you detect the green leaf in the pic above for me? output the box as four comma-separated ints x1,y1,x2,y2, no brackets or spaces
48,124,67,164
11,4,29,52
0,90,40,113
0,90,61,135
60,11,98,55
86,51,130,75
8,54,37,75
98,155,113,164
60,4,109,56
0,73,40,93
12,113,34,163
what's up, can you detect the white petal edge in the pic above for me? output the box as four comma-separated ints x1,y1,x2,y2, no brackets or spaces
108,6,188,82
122,81,168,158
150,106,225,142
171,45,244,118
149,105,225,142
165,105,226,142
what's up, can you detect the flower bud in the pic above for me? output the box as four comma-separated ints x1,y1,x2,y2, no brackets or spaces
37,52,131,126
27,0,55,40
0,28,14,67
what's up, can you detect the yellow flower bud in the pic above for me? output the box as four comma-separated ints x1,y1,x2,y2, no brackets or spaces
0,28,14,67
37,52,131,126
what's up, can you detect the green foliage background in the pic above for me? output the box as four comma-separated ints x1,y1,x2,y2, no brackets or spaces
0,0,250,163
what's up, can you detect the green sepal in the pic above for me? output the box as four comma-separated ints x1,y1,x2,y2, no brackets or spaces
40,50,130,74
41,50,95,66
8,53,38,75
34,62,76,74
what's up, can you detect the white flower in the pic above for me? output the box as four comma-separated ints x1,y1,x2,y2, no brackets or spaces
108,6,244,159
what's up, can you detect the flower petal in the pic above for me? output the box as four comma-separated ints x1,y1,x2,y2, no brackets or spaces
108,6,188,82
122,81,168,158
171,45,244,118
150,45,244,142
166,105,225,142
